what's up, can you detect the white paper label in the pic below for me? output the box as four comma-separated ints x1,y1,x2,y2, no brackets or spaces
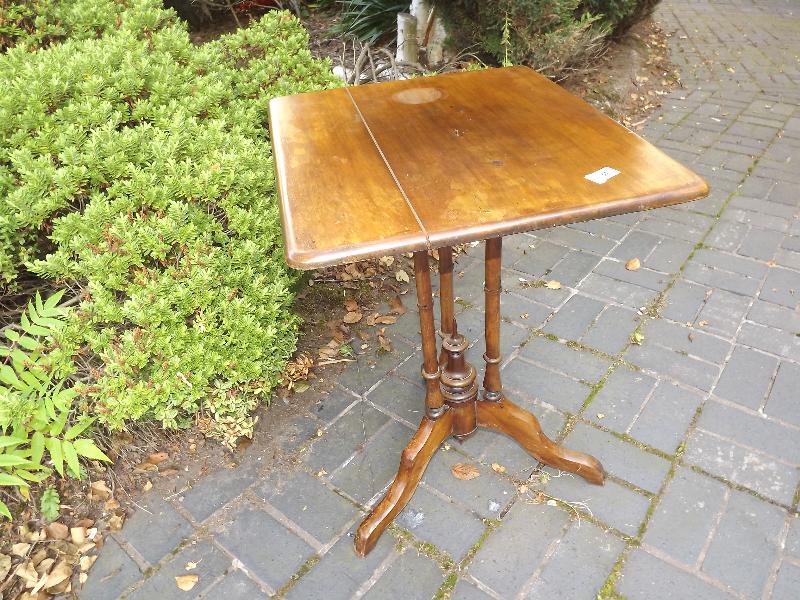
585,167,620,184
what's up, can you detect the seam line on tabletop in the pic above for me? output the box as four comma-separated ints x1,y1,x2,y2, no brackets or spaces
344,86,431,250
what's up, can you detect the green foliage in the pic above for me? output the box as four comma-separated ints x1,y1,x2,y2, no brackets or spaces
0,292,110,519
333,0,408,42
0,3,339,448
0,0,173,51
441,1,608,80
582,0,661,36
39,485,60,521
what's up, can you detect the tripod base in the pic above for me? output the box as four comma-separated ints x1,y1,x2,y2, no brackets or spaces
354,394,604,557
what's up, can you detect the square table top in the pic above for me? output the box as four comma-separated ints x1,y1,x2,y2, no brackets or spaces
269,66,707,270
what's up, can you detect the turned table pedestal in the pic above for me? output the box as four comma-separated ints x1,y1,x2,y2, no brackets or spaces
269,66,707,556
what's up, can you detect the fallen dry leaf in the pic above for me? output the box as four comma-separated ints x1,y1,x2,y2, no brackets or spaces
344,297,359,312
626,257,641,271
379,256,395,267
0,554,11,581
377,328,392,353
490,463,506,474
389,295,407,315
374,314,397,325
80,555,97,572
185,561,198,571
159,468,179,477
12,542,31,557
107,514,124,531
147,452,169,465
395,269,410,283
104,498,120,512
70,527,86,545
175,574,199,591
45,523,68,540
451,463,481,481
15,560,38,587
142,480,153,492
343,310,363,324
544,280,562,290
43,560,71,591
88,481,112,502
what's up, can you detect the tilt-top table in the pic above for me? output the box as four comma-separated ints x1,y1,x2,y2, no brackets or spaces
269,66,707,557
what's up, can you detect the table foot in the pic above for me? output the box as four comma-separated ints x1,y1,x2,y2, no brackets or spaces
476,395,605,485
354,410,454,557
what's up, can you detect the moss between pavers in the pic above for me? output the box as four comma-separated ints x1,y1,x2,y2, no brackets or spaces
274,555,321,598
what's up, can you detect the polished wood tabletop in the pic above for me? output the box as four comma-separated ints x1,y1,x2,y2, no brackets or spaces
269,66,708,269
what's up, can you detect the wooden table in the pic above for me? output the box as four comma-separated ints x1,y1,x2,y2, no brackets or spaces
269,66,707,557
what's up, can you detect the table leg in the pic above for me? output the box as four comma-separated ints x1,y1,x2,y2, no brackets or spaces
475,237,605,485
354,250,448,556
438,246,455,366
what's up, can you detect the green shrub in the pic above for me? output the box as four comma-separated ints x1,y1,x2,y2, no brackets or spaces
0,291,110,520
441,0,607,80
582,0,661,36
0,0,173,51
0,5,339,447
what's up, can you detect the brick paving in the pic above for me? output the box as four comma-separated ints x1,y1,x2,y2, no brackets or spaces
81,1,800,598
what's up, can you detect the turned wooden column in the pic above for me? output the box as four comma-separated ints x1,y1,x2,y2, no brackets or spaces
438,246,455,366
413,251,445,418
483,237,503,401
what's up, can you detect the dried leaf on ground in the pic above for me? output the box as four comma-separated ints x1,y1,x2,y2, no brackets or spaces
451,463,481,481
377,328,392,353
88,481,111,502
12,543,31,557
45,523,68,540
389,295,407,315
70,527,86,545
379,256,395,267
344,297,359,312
343,311,363,324
175,574,199,591
544,280,562,290
147,452,169,465
374,314,397,325
490,463,506,474
0,554,11,581
107,514,124,531
79,555,97,572
395,269,410,283
626,257,641,271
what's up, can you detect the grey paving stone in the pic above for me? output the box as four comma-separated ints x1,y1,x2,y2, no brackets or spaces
115,494,193,565
760,267,800,309
714,345,777,410
738,321,800,358
684,428,798,506
179,459,260,522
643,319,730,364
127,539,230,600
203,570,266,600
578,272,658,308
511,270,572,308
544,471,651,536
457,308,531,362
706,220,749,252
626,341,720,392
519,336,611,383
563,422,671,492
610,231,663,263
510,240,570,277
595,258,672,292
258,471,358,545
787,516,800,558
500,290,552,326
638,215,709,243
581,304,641,355
308,387,359,424
526,521,624,599
338,336,416,394
682,262,762,297
331,420,414,505
589,366,657,432
543,294,605,340
362,549,444,600
647,238,696,273
215,507,315,591
422,443,516,520
451,579,494,600
544,226,617,255
643,467,728,565
285,526,395,600
545,249,602,287
79,536,142,600
701,490,787,598
772,561,800,600
397,486,487,561
570,217,630,241
628,381,703,453
697,398,800,462
502,357,592,414
694,287,750,339
738,229,783,261
662,280,707,324
306,402,390,473
366,376,425,426
468,501,569,598
619,550,732,600
766,360,800,426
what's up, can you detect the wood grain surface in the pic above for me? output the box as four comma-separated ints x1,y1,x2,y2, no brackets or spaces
270,66,708,269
